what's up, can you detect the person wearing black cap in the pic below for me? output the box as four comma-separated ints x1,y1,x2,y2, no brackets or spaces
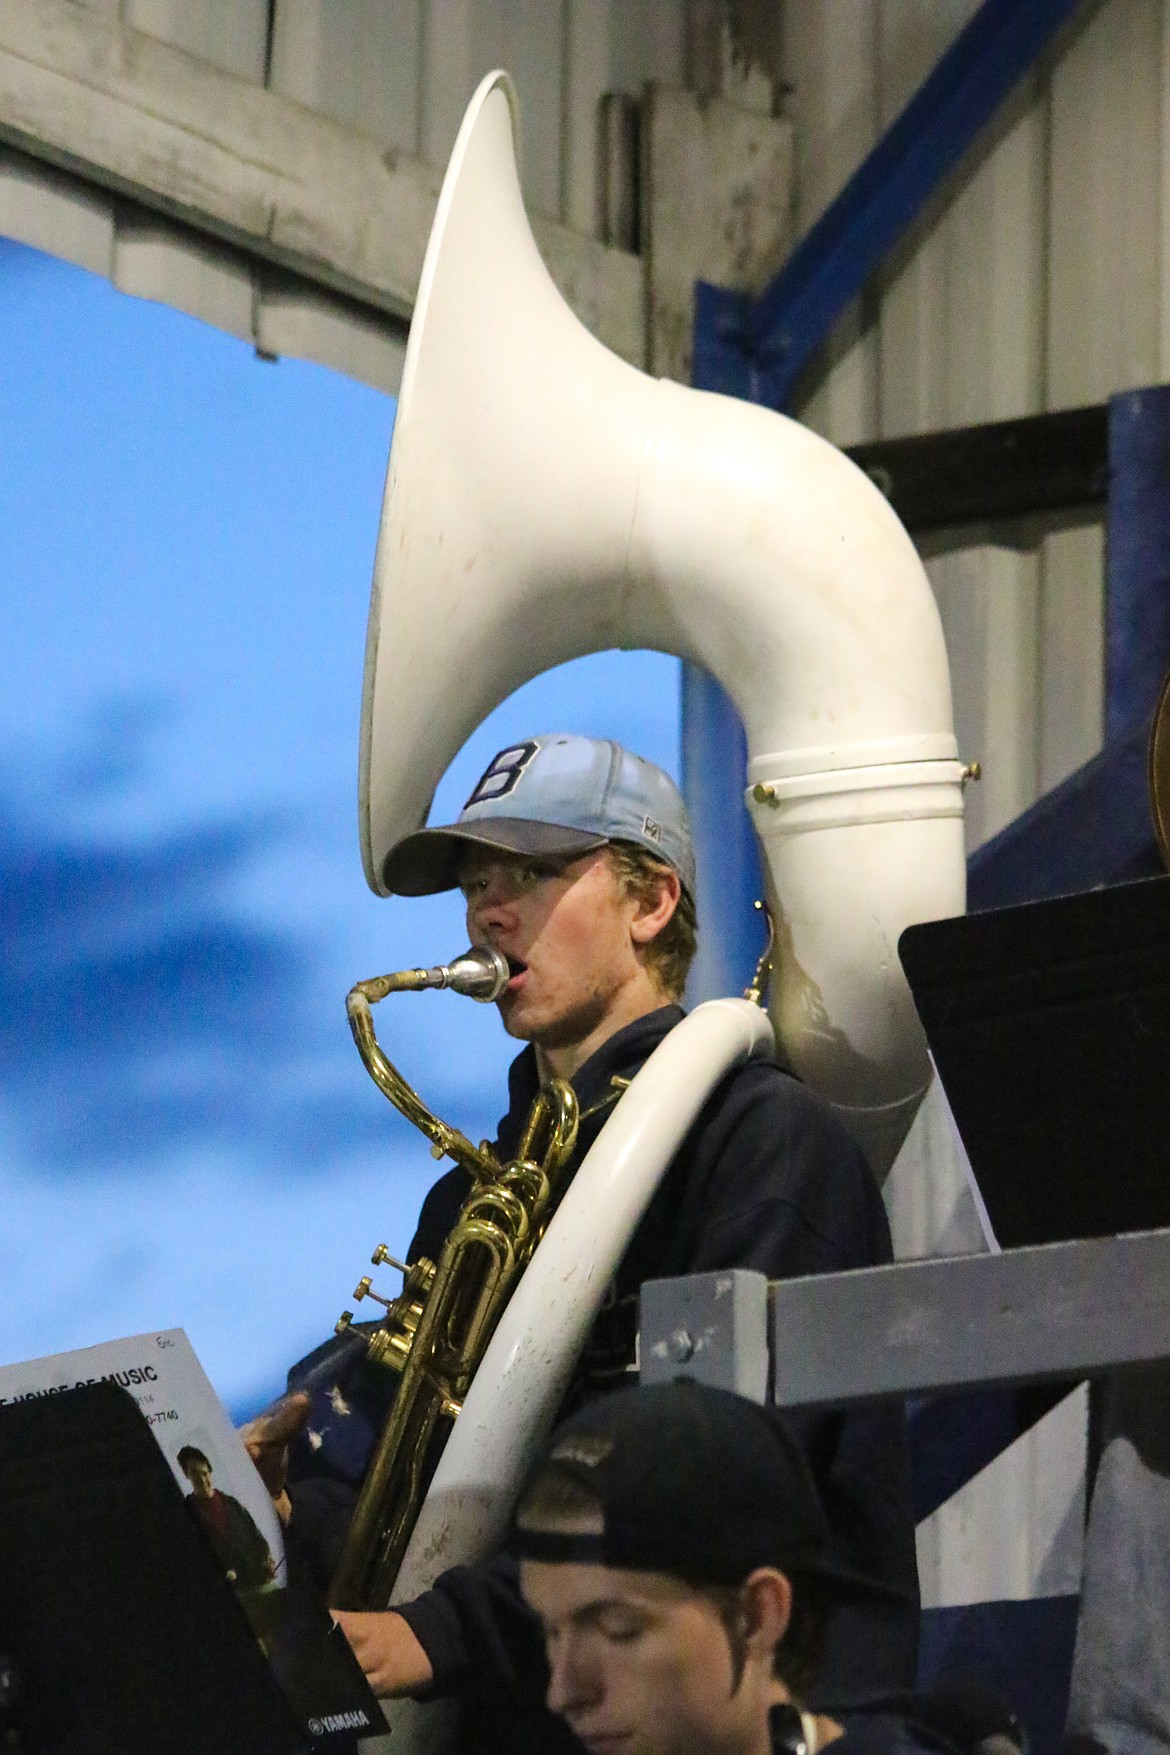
247,734,918,1738
514,1380,1025,1755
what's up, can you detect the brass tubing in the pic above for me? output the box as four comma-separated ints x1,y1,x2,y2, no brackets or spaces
346,980,497,1179
329,957,581,1608
332,1213,515,1605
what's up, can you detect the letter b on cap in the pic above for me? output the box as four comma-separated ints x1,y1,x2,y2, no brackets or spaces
463,741,538,808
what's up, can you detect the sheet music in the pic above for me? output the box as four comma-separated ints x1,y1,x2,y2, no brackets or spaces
0,1328,284,1558
0,1329,384,1747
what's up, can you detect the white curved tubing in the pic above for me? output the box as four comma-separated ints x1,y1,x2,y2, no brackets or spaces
359,71,966,1175
391,998,774,1600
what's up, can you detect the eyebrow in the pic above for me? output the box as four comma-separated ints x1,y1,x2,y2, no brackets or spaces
542,1595,655,1632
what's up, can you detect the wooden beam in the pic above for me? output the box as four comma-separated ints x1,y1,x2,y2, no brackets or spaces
0,0,646,367
645,84,793,385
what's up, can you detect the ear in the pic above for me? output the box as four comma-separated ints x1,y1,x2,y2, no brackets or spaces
628,866,682,946
740,1569,793,1663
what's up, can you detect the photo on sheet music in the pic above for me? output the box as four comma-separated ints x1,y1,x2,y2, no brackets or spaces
0,1330,384,1748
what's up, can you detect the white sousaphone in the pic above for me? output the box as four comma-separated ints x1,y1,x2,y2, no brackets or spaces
357,68,965,1745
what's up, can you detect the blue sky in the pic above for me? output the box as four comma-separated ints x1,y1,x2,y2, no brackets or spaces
0,236,680,1417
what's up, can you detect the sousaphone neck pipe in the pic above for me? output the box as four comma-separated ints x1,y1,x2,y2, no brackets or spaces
345,948,508,1180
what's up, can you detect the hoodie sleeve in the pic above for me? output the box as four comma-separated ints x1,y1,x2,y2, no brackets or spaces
394,1549,554,1732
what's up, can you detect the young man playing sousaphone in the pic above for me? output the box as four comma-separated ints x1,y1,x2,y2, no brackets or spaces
244,733,919,1745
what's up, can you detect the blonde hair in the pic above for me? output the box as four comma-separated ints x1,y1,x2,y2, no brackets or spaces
516,1459,603,1533
604,841,698,1001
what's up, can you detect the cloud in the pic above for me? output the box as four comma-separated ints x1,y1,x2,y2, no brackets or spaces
53,696,174,801
0,711,408,1173
0,705,511,1407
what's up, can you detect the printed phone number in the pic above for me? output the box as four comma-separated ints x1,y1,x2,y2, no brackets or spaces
146,1408,180,1425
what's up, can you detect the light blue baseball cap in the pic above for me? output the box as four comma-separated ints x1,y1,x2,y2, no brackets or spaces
382,734,695,897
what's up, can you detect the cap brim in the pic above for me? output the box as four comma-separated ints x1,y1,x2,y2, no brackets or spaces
512,1519,914,1606
513,1523,912,1606
382,819,609,896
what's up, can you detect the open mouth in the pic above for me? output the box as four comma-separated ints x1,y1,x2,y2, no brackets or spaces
504,955,528,988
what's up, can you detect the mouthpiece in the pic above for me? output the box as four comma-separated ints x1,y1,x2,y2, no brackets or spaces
431,946,510,1001
347,947,509,1014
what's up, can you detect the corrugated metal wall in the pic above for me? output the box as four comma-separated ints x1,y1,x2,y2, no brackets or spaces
0,0,686,391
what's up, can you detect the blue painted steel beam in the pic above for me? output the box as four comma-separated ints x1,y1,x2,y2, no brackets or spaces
1106,385,1170,740
967,721,1160,911
685,0,1091,998
680,666,766,1003
694,0,1091,411
970,384,1170,911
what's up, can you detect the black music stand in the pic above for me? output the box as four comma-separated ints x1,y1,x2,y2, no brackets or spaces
0,1380,304,1755
899,872,1170,1248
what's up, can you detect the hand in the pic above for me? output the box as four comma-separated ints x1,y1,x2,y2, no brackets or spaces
331,1610,434,1698
239,1391,311,1523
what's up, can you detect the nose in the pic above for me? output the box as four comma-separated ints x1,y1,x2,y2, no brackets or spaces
465,869,520,935
545,1632,601,1720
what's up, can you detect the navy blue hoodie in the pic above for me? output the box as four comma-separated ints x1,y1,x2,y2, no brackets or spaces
287,1006,919,1749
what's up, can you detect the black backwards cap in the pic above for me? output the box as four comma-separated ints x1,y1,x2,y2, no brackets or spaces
513,1379,898,1599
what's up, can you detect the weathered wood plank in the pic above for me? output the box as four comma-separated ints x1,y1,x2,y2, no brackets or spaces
643,84,792,384
0,0,645,364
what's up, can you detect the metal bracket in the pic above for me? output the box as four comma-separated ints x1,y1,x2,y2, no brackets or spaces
640,1268,769,1404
